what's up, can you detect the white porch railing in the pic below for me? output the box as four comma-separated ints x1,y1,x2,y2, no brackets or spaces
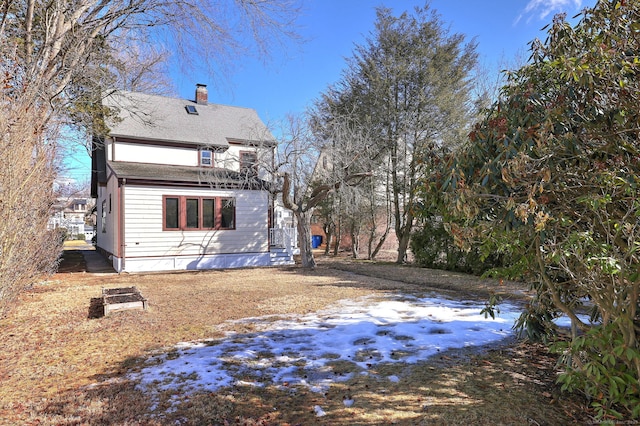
270,227,298,257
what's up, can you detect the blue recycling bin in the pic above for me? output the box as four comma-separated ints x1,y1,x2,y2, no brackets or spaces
311,235,323,248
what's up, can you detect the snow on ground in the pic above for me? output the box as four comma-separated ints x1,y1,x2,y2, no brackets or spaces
129,293,522,400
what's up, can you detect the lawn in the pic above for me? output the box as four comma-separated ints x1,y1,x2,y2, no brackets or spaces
0,252,592,425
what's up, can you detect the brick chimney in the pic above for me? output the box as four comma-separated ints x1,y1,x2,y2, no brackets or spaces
195,83,208,105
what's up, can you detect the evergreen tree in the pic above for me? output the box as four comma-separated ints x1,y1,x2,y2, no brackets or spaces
313,2,478,263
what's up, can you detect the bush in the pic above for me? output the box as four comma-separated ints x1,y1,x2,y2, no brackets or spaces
440,2,640,418
554,322,640,420
410,218,499,275
0,96,62,317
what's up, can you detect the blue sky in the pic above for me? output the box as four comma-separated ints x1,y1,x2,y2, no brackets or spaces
174,0,596,121
64,0,595,184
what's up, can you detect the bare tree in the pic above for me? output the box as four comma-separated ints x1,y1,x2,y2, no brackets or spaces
272,115,372,268
0,86,62,315
271,115,322,268
363,164,393,260
0,0,301,316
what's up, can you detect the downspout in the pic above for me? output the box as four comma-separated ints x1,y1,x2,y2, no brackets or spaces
119,178,126,272
269,145,276,249
268,194,273,248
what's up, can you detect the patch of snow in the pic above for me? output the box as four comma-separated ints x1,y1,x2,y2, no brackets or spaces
553,313,593,328
129,294,520,404
314,405,326,417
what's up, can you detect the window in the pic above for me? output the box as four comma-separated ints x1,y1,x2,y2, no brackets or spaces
164,197,179,229
163,196,235,231
101,200,107,233
240,151,258,175
202,198,215,228
200,149,213,166
185,105,198,115
220,198,235,229
186,198,199,228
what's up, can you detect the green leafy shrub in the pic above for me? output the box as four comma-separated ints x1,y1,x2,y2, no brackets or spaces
554,322,640,420
439,1,640,419
410,219,501,275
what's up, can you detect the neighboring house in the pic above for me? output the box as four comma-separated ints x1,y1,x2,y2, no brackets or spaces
48,197,94,239
90,84,296,273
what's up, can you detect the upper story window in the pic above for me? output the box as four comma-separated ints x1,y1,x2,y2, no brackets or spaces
200,149,213,167
240,151,258,175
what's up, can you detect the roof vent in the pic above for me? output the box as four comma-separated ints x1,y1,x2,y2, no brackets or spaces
195,83,208,105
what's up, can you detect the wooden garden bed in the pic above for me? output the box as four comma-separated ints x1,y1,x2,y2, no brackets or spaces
102,286,147,316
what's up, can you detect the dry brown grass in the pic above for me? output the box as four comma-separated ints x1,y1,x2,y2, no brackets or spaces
0,251,593,425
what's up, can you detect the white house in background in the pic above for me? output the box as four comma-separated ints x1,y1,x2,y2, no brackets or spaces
48,197,94,239
90,84,296,273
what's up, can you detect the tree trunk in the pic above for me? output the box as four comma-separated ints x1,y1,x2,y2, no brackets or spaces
295,209,316,268
369,173,393,260
396,211,414,264
396,232,410,263
367,226,374,259
323,221,334,256
350,222,360,259
333,215,342,256
324,232,332,255
370,225,390,260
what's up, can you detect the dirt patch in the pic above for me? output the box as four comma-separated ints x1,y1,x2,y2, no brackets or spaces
0,260,595,425
56,249,87,273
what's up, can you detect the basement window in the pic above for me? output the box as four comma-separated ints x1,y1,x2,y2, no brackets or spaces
185,105,198,115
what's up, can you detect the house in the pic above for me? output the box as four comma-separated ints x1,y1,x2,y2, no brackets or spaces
48,197,95,239
90,84,296,273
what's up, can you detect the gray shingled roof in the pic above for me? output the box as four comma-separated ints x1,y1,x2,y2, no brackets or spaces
108,161,269,189
103,91,274,148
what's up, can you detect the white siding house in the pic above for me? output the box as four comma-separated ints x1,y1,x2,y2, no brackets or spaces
91,85,295,273
48,197,94,238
